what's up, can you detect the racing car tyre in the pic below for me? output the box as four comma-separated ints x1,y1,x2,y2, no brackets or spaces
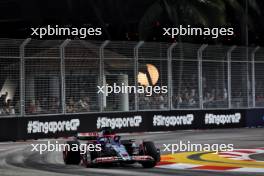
63,141,81,165
83,150,98,167
83,151,93,167
141,141,160,168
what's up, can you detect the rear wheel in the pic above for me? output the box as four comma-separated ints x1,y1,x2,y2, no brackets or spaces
63,141,81,165
141,141,160,168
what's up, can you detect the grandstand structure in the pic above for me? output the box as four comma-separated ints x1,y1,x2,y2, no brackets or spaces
0,38,264,117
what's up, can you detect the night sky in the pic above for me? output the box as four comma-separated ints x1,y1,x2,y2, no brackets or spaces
0,0,263,46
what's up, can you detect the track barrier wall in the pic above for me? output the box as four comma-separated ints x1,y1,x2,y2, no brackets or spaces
0,39,264,141
246,109,264,127
2,109,262,141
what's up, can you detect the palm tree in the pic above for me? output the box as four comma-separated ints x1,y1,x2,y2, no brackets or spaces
138,0,261,108
139,0,261,42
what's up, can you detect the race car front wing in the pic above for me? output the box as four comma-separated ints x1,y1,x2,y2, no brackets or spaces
92,155,155,164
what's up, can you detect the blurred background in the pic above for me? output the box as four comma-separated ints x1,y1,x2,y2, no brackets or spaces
0,0,263,45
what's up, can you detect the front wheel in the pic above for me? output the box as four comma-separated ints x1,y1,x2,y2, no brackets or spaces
82,150,98,168
141,141,160,168
63,141,81,165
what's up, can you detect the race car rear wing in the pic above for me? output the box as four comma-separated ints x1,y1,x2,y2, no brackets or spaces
76,128,116,140
77,132,99,140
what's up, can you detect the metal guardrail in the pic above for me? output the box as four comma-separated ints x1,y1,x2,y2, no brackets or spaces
0,38,263,117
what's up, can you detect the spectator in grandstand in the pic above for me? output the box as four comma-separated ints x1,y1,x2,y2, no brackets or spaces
256,82,264,106
27,100,36,114
35,100,42,113
66,97,77,113
256,93,264,106
39,97,48,111
157,94,166,109
14,101,20,115
138,93,150,109
78,96,90,112
0,92,8,107
151,95,157,109
188,95,197,107
188,89,198,107
144,95,151,109
173,93,183,108
50,97,60,113
203,92,215,108
182,91,190,107
4,99,15,115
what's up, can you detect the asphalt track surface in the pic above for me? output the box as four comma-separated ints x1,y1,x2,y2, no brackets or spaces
0,128,263,176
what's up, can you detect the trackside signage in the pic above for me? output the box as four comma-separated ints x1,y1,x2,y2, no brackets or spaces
27,119,80,134
205,113,241,125
153,114,194,127
0,109,249,141
96,116,142,129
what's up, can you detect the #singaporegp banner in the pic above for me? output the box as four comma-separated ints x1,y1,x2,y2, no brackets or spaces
0,109,252,141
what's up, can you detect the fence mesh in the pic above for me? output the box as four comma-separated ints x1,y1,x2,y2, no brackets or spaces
230,47,249,108
0,39,24,116
255,48,264,107
24,40,64,115
0,38,263,117
202,45,229,109
138,42,169,110
65,40,102,113
103,41,137,111
171,43,200,109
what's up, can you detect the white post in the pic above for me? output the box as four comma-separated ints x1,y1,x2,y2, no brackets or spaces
134,41,144,111
227,46,236,109
198,44,208,109
60,39,70,114
167,42,177,110
19,38,31,116
251,46,260,108
99,40,110,112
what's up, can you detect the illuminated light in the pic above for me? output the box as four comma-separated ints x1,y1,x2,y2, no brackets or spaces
0,78,16,101
138,72,149,86
146,64,159,85
137,64,159,86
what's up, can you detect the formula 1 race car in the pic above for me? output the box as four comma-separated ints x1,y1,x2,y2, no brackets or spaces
62,128,160,168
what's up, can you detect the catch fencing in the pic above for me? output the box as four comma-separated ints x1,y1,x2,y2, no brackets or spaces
0,39,263,117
